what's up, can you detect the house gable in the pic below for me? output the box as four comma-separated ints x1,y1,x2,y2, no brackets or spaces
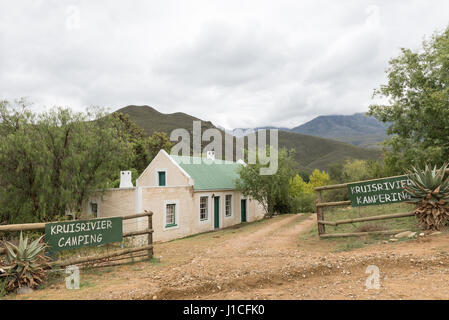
136,150,193,187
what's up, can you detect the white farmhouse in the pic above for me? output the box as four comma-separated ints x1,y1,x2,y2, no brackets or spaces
83,150,265,242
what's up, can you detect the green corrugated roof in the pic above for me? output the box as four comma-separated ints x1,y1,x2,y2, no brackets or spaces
170,155,242,191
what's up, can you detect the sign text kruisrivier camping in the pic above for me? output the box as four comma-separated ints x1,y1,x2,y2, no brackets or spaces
347,175,413,207
45,217,123,252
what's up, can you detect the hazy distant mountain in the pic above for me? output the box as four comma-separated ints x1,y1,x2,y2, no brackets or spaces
291,113,388,148
230,113,388,148
115,105,381,172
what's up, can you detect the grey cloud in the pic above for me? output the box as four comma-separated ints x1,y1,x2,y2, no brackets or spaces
1,0,449,129
153,22,288,87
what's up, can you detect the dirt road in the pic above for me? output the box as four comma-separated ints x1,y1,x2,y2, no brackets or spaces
11,213,449,300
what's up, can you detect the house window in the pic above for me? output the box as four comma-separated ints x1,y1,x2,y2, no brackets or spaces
200,196,208,221
165,203,176,227
225,195,232,216
158,171,166,186
90,203,98,218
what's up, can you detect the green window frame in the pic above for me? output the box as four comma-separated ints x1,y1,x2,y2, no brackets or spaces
200,196,208,221
158,171,166,186
225,195,232,216
165,203,176,227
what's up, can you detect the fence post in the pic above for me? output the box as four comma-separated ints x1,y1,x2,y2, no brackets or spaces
316,190,325,236
146,210,153,259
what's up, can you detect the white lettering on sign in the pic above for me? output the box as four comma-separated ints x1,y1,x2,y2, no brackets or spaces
57,233,104,248
50,220,113,235
350,179,412,195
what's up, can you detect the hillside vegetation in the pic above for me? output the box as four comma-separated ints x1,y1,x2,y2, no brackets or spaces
115,105,216,136
115,105,382,172
291,113,388,148
276,131,381,172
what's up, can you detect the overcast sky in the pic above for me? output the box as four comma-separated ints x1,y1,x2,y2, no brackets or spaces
1,1,449,129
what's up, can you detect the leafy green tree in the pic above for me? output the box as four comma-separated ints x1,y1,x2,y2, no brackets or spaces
289,174,315,213
308,169,331,189
148,131,173,160
290,192,316,213
111,112,149,174
111,113,173,175
235,148,296,218
328,160,345,183
341,159,373,182
328,159,388,184
0,99,132,223
368,26,449,174
289,174,312,195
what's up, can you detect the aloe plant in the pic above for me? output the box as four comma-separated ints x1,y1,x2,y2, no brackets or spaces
404,163,449,230
0,232,50,292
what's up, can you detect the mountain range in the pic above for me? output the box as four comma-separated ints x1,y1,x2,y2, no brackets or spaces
232,113,388,148
114,105,383,173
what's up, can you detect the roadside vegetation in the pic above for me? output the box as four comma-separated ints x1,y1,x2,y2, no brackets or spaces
0,100,172,225
301,202,422,252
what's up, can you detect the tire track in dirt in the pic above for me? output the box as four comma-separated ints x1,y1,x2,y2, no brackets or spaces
144,214,320,300
205,214,316,257
149,247,449,300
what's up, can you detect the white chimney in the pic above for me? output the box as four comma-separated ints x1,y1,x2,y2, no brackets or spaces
119,171,133,188
206,150,215,161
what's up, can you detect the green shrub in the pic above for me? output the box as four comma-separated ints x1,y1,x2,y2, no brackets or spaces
0,278,6,297
290,192,316,213
2,232,50,292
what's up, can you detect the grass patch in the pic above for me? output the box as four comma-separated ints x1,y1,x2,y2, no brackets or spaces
334,239,366,252
354,223,387,233
83,266,115,276
302,202,422,252
149,257,161,264
323,202,418,235
80,280,95,289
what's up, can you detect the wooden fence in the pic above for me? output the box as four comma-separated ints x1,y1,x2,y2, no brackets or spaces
315,179,414,238
0,210,154,268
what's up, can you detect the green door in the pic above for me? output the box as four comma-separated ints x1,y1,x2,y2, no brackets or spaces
158,171,166,186
214,196,220,229
241,199,247,222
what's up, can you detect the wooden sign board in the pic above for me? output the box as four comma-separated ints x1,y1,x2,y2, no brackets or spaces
347,175,413,207
45,217,123,252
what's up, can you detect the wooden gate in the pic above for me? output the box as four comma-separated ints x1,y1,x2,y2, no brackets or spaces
314,177,415,238
0,211,154,268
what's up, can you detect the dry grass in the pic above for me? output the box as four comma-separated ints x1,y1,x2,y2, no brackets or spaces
354,223,387,233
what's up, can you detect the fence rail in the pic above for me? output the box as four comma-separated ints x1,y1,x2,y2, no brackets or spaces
314,174,418,238
318,211,414,226
0,210,154,268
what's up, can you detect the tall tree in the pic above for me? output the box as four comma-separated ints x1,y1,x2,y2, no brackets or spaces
0,99,132,223
111,112,149,174
235,148,296,218
368,26,449,173
148,131,173,160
